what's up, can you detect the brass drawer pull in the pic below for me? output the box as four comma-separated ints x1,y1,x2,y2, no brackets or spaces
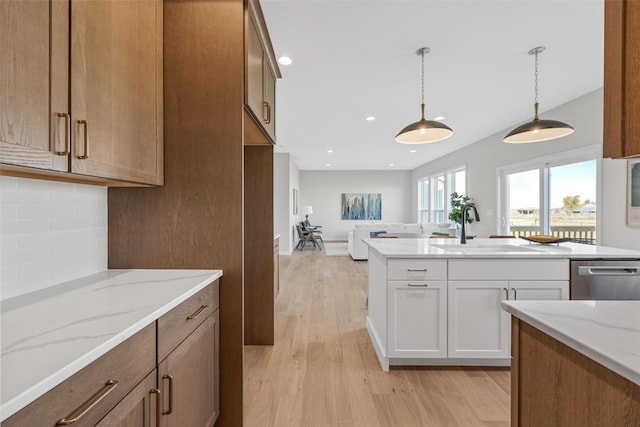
55,113,70,155
263,101,271,124
162,374,174,415
77,120,89,159
503,287,509,300
407,268,428,272
149,388,161,427
187,304,209,320
407,283,428,287
55,379,119,425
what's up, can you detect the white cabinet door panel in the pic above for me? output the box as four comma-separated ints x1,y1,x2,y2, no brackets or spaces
448,280,510,359
388,281,447,358
509,281,569,301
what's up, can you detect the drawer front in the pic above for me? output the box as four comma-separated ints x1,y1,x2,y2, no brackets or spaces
448,259,569,281
157,280,219,362
3,324,155,427
387,259,447,280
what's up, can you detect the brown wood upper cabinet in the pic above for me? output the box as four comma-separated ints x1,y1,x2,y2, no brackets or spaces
603,0,640,158
0,0,163,186
246,0,281,144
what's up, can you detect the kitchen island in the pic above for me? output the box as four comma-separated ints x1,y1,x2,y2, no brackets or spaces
364,237,640,371
502,300,640,426
1,269,222,424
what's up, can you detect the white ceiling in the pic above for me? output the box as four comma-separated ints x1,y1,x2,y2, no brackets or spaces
261,0,604,171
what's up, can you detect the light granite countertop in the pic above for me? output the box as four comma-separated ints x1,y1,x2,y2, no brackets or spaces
502,300,640,387
363,237,640,259
0,269,223,422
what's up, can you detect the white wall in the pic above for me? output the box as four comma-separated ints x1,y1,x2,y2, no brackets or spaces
274,153,300,254
299,171,412,241
600,158,640,250
411,89,607,239
0,176,107,300
274,153,291,253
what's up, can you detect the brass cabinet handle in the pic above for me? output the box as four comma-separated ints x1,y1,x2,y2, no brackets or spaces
407,268,428,272
263,101,271,124
77,120,89,159
149,388,161,427
55,113,70,155
187,304,209,320
162,374,174,415
503,287,509,300
407,283,428,287
55,380,119,425
512,288,518,300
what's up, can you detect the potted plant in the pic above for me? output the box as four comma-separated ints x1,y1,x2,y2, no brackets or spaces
449,192,475,227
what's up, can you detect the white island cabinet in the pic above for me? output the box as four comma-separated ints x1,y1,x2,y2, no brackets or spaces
447,259,568,359
387,258,448,359
364,237,640,371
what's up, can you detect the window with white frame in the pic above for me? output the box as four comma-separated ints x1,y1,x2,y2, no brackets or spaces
498,146,599,244
418,166,466,224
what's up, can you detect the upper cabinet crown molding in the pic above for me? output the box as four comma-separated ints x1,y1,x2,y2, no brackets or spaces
0,0,163,186
604,0,640,158
245,0,280,144
247,0,282,81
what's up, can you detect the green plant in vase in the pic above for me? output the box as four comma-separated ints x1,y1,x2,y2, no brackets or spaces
449,192,475,227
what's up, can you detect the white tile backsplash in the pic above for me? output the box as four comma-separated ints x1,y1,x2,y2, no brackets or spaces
0,176,107,300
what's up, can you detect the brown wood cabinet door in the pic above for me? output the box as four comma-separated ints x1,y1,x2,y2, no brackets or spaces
96,370,160,427
247,18,265,122
0,0,69,172
263,64,276,141
70,0,163,185
159,311,219,427
604,0,640,158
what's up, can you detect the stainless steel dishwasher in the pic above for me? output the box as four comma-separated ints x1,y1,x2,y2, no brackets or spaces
570,259,640,300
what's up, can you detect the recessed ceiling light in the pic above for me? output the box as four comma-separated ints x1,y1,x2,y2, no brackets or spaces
325,163,331,167
410,149,417,153
388,163,395,167
278,56,292,66
366,116,376,121
327,149,334,153
433,116,446,121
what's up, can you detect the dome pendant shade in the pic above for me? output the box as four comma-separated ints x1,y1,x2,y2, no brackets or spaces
395,104,453,144
504,102,574,143
395,47,453,144
504,46,574,144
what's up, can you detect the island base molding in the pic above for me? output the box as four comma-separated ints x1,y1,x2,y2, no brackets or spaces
511,318,640,426
367,317,510,372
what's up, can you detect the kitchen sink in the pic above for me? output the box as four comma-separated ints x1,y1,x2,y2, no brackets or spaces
432,244,543,253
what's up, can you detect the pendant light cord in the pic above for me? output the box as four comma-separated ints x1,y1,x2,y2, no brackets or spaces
421,49,425,105
420,49,425,119
533,49,539,120
534,50,539,105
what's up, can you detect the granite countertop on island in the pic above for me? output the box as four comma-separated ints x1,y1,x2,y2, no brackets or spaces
363,237,640,259
0,269,223,422
502,300,640,387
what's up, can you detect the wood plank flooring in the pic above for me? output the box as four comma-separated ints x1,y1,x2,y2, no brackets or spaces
244,249,511,426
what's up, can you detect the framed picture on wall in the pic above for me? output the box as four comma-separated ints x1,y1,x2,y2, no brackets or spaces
627,159,640,226
293,189,298,215
341,193,382,220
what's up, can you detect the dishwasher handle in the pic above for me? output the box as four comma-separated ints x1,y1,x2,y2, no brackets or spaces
578,266,640,276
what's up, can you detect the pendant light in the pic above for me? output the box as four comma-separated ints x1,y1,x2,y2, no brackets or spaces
504,46,574,143
395,47,453,144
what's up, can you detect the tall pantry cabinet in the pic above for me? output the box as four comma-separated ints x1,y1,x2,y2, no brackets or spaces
108,0,278,425
603,0,640,158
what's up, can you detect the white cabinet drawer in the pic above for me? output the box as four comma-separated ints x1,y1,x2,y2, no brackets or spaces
387,259,447,280
448,259,569,281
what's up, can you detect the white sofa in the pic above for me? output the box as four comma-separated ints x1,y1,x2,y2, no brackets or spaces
347,222,441,260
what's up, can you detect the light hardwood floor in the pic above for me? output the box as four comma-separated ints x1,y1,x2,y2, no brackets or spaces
244,249,511,426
